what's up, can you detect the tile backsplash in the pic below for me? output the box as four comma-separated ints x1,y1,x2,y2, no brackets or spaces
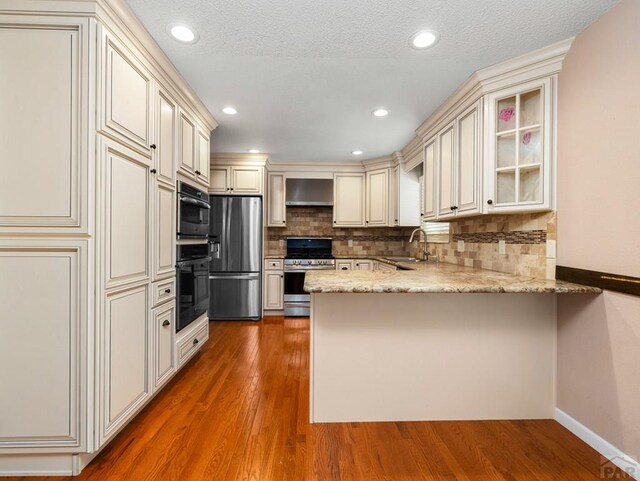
411,212,556,279
266,207,555,279
266,207,416,257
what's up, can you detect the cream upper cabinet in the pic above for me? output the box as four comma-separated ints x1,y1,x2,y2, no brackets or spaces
100,29,152,154
455,103,482,216
153,302,176,390
153,182,175,281
333,173,365,227
196,128,210,188
0,20,88,233
232,167,263,194
210,167,230,193
155,89,177,188
178,109,196,176
389,166,399,226
210,166,263,195
267,173,287,227
100,284,151,446
366,169,389,227
437,122,456,219
0,241,85,450
101,138,151,290
485,78,553,213
422,137,438,221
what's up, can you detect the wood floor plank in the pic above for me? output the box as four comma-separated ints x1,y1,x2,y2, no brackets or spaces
3,317,631,481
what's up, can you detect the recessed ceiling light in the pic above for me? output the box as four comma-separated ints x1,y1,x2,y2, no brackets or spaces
409,30,439,49
167,23,198,44
352,150,363,156
372,108,390,117
248,149,261,154
222,106,238,115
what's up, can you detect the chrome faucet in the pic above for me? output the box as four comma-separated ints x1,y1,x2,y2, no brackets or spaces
409,228,432,261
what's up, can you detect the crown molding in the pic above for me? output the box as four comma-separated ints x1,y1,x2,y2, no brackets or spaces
414,37,573,140
211,152,269,167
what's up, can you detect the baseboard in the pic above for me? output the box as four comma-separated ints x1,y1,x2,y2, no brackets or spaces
0,453,77,476
555,408,639,480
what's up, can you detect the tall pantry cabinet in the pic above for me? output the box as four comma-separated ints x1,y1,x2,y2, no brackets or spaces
0,0,217,475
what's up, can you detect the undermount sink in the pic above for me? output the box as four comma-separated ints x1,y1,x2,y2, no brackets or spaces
384,257,420,263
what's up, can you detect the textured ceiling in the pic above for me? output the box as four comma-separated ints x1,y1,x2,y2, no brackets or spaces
128,0,617,161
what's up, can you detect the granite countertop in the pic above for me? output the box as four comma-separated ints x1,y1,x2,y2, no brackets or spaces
304,262,602,294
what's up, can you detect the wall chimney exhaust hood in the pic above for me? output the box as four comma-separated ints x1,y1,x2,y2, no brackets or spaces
285,178,333,206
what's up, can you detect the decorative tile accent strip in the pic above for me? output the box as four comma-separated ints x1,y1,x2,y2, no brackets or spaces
268,234,409,242
452,230,547,244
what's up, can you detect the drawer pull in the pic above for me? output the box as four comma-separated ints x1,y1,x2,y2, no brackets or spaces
164,288,171,294
193,338,199,346
162,320,170,327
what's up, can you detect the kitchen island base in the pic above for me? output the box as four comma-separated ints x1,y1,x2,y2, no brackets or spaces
310,292,556,423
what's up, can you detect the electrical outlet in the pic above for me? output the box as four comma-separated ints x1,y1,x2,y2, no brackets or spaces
498,240,506,255
457,240,465,252
279,239,284,248
546,240,556,259
348,239,353,247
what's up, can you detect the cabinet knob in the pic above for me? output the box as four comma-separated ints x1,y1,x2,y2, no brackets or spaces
164,288,171,294
365,221,369,224
453,206,458,210
450,206,454,211
487,199,493,205
150,169,157,174
150,144,157,149
280,275,284,278
333,221,336,224
195,170,201,175
162,320,170,327
230,188,234,191
282,220,286,224
193,338,199,346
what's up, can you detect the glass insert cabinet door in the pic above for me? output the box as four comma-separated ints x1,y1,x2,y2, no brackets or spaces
486,77,553,212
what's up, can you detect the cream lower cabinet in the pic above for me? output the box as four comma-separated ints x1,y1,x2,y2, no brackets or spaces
99,284,151,446
333,173,365,227
264,259,284,310
365,169,389,227
354,259,373,270
267,173,287,227
153,302,176,389
0,240,86,450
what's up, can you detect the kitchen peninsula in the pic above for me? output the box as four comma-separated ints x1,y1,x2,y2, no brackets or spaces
305,263,600,423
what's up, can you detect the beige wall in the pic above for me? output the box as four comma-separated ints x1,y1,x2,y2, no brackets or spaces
557,0,640,458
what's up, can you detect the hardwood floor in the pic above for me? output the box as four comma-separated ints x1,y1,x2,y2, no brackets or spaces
11,317,630,480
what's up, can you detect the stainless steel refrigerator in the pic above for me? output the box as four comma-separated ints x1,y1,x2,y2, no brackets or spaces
208,196,262,320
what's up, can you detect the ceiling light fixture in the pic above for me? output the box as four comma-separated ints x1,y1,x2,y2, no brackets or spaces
248,149,261,154
222,106,238,115
372,108,390,117
167,23,198,44
409,29,439,49
351,150,363,156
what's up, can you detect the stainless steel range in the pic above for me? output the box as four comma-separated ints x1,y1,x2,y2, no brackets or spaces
283,238,335,316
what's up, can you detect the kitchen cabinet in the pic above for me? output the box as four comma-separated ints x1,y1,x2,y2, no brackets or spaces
436,102,482,220
210,166,263,195
153,302,176,390
177,317,209,367
178,109,196,177
485,78,553,212
422,137,438,221
99,284,151,446
333,173,365,227
0,240,86,450
377,262,397,271
0,19,89,234
101,138,151,290
264,259,284,310
155,89,177,188
354,260,373,270
153,181,175,281
196,128,211,187
365,169,389,226
336,260,354,271
100,29,152,155
389,166,399,226
267,173,287,227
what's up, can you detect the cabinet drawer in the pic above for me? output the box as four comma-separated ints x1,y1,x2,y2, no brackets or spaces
152,278,175,306
265,259,284,270
177,322,208,366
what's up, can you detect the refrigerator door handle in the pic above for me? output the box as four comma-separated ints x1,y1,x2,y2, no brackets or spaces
209,273,260,280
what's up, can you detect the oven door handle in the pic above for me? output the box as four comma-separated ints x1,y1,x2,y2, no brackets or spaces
180,195,211,209
176,257,212,268
209,273,260,280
